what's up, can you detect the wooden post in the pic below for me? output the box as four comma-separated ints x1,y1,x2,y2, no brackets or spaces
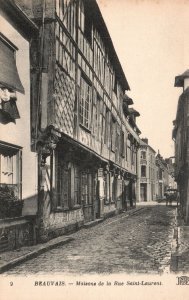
97,168,104,218
37,152,49,242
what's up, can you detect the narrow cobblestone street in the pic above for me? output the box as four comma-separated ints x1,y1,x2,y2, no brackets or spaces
4,204,177,275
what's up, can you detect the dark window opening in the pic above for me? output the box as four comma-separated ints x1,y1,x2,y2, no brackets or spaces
84,3,92,44
141,151,146,159
113,76,117,95
111,117,116,152
141,165,146,177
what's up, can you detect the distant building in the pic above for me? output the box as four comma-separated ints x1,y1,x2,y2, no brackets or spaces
173,69,189,224
136,138,156,202
155,152,176,200
164,158,177,190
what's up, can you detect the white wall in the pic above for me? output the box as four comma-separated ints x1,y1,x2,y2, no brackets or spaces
0,16,37,200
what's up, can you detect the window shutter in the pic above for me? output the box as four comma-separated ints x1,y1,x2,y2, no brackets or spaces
0,34,24,94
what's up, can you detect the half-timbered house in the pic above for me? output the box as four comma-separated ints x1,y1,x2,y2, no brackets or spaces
16,0,141,241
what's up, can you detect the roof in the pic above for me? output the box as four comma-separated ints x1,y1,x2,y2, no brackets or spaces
128,108,140,117
174,69,189,87
140,139,156,153
1,0,39,41
123,94,134,105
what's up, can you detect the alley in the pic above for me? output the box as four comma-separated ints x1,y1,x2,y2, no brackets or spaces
4,204,176,275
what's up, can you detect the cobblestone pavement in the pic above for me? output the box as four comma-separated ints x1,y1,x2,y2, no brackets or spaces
5,205,176,275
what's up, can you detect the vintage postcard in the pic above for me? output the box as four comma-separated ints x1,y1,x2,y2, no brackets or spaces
0,0,189,299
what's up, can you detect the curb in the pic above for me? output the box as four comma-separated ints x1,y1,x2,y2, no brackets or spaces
83,218,104,228
170,208,179,273
0,236,74,274
83,207,145,229
0,206,146,274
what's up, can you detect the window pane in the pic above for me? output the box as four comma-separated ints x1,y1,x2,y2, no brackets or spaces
80,77,91,129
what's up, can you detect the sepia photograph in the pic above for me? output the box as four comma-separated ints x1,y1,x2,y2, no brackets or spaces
0,0,189,299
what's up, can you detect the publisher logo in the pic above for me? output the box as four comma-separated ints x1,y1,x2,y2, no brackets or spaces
176,276,189,285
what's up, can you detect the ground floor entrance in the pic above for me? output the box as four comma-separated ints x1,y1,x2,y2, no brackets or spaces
140,183,147,201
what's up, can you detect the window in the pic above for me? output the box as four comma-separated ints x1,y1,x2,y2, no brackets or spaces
80,77,92,129
55,153,82,210
120,131,125,157
125,137,128,161
97,95,101,141
141,165,146,177
131,143,135,165
113,76,117,95
55,23,75,79
111,175,116,203
93,38,104,82
111,117,116,152
74,166,80,206
0,142,22,199
84,3,92,44
127,138,131,164
104,108,109,145
141,151,146,159
92,92,97,135
104,172,110,204
56,0,76,39
92,91,103,141
56,159,71,209
81,170,92,205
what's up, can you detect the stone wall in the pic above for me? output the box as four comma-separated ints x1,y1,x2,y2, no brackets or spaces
42,208,84,240
104,203,117,218
0,217,34,253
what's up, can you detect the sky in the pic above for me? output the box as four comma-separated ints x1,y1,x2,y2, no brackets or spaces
97,0,189,158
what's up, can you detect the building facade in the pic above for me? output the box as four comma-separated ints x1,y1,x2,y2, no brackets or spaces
173,69,189,224
12,0,141,242
155,153,176,200
136,138,156,202
0,0,39,250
